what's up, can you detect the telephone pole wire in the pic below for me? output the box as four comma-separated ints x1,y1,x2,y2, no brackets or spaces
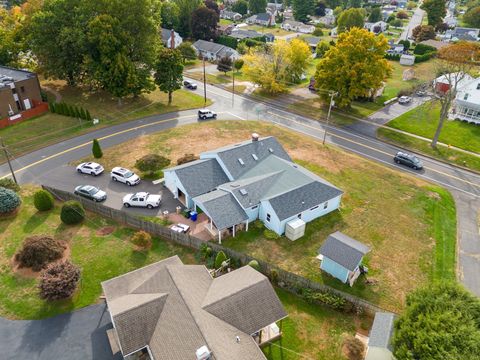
0,137,18,184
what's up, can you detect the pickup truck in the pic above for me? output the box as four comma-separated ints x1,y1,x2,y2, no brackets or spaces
123,192,161,209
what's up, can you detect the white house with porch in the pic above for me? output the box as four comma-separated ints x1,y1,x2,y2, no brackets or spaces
451,77,480,124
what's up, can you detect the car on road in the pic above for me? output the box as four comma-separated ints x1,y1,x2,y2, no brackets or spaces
184,80,198,90
415,90,427,97
123,192,161,209
74,185,107,202
76,162,104,176
394,151,423,170
198,109,217,120
398,96,412,104
111,167,140,186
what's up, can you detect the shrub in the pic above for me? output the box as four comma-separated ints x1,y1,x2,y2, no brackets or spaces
269,269,279,284
385,53,401,61
263,229,280,239
214,251,228,269
313,27,324,36
60,200,85,225
248,260,260,271
135,154,170,175
343,337,365,360
33,189,54,211
92,139,103,159
389,18,403,27
398,39,410,50
39,261,81,301
413,43,436,55
396,10,409,19
234,58,244,71
131,230,152,250
0,187,21,214
253,220,264,230
301,288,349,311
217,35,238,49
177,153,199,165
415,51,435,63
0,178,20,192
15,235,65,271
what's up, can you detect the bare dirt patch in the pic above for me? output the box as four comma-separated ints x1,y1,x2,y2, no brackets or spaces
96,226,116,236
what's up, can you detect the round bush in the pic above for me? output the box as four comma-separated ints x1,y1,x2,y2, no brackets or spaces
135,154,170,174
0,178,20,192
248,260,260,271
176,153,199,165
33,189,55,211
131,230,152,250
0,187,21,214
39,260,81,301
15,235,65,271
60,200,85,225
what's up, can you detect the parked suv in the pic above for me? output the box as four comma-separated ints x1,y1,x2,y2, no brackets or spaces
76,162,104,176
398,96,412,104
111,167,140,186
184,80,198,90
394,151,423,170
198,109,217,120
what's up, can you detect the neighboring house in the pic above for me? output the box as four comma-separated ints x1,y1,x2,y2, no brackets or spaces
396,0,407,8
316,14,335,26
0,0,8,8
218,24,235,36
399,54,415,66
283,8,294,20
452,77,480,124
365,312,396,360
192,40,239,62
102,255,287,360
281,20,315,33
303,36,322,52
164,135,343,242
364,21,388,33
246,13,275,26
434,72,474,94
387,44,404,54
230,29,265,40
418,39,449,50
445,27,480,42
444,15,457,28
220,10,242,21
382,10,394,21
267,2,283,11
0,66,44,121
317,231,370,286
161,28,182,49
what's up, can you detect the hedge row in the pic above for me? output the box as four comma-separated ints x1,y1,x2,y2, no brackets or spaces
49,102,92,121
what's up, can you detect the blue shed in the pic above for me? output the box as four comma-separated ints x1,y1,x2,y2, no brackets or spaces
318,232,370,286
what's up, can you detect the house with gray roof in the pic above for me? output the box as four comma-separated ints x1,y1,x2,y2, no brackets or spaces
102,255,287,360
365,312,396,360
192,40,239,62
246,13,275,26
317,231,370,286
161,28,182,49
164,135,343,243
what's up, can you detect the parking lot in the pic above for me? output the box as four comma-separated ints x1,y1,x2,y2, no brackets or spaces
39,165,184,217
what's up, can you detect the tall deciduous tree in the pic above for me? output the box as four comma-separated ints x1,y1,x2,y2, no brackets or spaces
431,42,480,148
368,7,382,22
233,0,249,15
412,24,436,42
177,41,197,63
314,0,326,16
421,0,446,26
314,27,391,107
173,0,202,37
336,8,366,33
293,0,314,22
191,6,219,40
204,0,220,15
161,1,180,30
393,283,480,360
154,48,184,105
463,6,480,28
217,56,233,74
249,0,267,14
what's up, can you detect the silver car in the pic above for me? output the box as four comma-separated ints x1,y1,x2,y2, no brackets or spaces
74,185,107,202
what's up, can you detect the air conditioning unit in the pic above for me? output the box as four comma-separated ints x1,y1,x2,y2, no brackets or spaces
196,345,212,360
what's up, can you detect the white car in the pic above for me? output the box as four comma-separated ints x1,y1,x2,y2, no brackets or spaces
111,167,140,186
76,162,104,176
398,96,412,104
123,192,161,209
198,109,217,120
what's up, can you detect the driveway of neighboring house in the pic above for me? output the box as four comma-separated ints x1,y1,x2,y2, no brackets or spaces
0,303,119,360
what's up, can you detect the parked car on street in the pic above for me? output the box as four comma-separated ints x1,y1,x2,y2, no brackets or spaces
111,167,140,186
398,96,412,104
198,109,217,120
415,90,427,97
123,192,161,209
76,162,104,176
184,80,198,90
393,151,423,170
74,185,107,202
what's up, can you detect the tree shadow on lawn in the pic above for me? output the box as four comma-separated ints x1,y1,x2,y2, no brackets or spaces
22,211,51,233
129,249,149,268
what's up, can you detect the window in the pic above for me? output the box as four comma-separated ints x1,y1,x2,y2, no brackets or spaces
310,205,319,211
20,86,25,93
477,83,480,90
251,205,258,210
323,202,328,209
266,213,271,222
464,93,469,100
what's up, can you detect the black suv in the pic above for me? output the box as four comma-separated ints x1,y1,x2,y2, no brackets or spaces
394,151,423,170
183,80,197,90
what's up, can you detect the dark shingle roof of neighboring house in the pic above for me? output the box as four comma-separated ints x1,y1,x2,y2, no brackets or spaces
193,40,228,54
303,36,321,46
452,27,480,40
255,13,271,22
160,28,177,42
203,136,291,180
193,190,248,230
230,29,264,39
369,312,396,351
268,181,343,221
102,256,286,360
164,158,229,198
0,65,37,82
318,231,370,271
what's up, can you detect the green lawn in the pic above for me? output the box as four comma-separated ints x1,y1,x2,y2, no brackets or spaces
80,120,457,312
0,186,196,319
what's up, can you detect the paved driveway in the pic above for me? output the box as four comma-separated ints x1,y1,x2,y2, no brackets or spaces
0,303,119,360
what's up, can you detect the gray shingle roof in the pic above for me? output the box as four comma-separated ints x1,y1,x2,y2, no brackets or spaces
369,312,396,350
102,256,286,360
164,158,229,198
194,190,248,230
255,13,271,22
303,36,321,46
268,181,343,221
230,29,264,39
318,231,370,271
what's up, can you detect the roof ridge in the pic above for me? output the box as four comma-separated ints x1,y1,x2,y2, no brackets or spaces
114,293,168,316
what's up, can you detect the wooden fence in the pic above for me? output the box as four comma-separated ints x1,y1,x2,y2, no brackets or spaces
43,185,389,316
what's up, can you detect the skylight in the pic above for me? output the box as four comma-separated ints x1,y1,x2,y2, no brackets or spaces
240,189,248,195
252,154,258,160
268,148,274,153
238,158,245,165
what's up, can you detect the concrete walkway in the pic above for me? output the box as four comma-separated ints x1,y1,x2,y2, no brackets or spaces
0,303,119,360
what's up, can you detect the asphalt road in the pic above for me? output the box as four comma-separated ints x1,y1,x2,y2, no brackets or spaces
400,6,425,41
1,81,480,296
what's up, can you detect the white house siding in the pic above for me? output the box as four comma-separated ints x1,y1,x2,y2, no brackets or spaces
163,171,194,208
259,200,282,233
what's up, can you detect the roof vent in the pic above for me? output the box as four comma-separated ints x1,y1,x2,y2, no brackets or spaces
236,336,241,343
252,154,258,160
240,189,248,195
252,133,259,142
268,148,274,153
238,158,245,165
196,345,212,360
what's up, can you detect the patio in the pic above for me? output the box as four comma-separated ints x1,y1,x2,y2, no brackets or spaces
166,212,214,241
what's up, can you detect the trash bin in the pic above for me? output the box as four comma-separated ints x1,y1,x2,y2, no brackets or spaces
190,211,198,222
176,206,182,214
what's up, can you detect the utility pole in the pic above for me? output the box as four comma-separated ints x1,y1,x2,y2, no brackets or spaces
322,91,336,145
203,56,207,107
0,137,17,184
232,69,235,107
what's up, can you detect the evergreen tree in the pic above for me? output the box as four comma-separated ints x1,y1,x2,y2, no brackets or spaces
249,0,267,14
92,139,103,158
86,110,92,122
49,102,56,113
293,0,314,22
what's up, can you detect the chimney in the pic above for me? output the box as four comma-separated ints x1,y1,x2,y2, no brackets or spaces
170,29,175,49
252,133,259,142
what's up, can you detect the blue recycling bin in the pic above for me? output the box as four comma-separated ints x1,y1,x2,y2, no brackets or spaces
190,211,198,222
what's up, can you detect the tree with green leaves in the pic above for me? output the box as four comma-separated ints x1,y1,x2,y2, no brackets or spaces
315,27,391,107
293,0,314,22
177,41,197,63
336,8,366,33
191,6,219,41
348,0,362,8
160,1,180,30
173,0,202,37
393,283,480,359
92,139,103,158
234,58,244,72
316,40,331,58
412,24,436,42
368,7,382,22
217,56,233,74
421,0,446,26
249,0,267,14
464,6,480,28
233,0,249,15
154,48,184,105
